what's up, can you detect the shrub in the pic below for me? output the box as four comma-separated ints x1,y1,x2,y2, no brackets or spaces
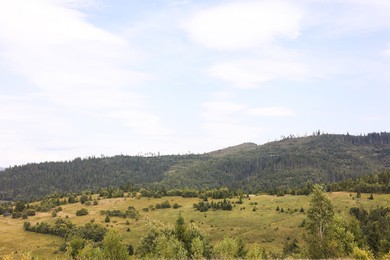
76,208,89,216
26,209,36,216
12,212,23,219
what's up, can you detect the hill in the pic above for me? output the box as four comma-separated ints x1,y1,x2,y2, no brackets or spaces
1,192,390,258
0,167,4,172
1,132,390,200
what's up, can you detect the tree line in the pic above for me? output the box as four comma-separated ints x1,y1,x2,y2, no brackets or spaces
1,132,390,201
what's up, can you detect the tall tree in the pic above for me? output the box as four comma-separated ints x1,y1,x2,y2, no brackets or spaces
305,185,358,258
305,185,335,258
307,185,334,241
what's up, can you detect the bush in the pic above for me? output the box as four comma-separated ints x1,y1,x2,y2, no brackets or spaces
80,195,88,204
26,209,36,216
352,246,373,260
12,212,23,219
76,208,89,216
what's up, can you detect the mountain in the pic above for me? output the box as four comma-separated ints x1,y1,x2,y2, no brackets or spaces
0,167,4,172
1,132,390,200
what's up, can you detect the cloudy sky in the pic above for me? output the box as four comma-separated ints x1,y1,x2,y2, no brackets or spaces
1,0,390,166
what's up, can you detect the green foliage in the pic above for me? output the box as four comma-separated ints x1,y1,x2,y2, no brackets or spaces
14,201,25,212
137,215,211,259
79,223,107,242
155,200,171,209
102,231,128,260
306,185,334,237
12,212,22,219
282,238,300,257
350,206,390,257
351,246,374,260
193,199,233,212
80,194,88,204
2,132,390,201
305,185,336,258
67,236,85,259
79,241,104,260
76,208,89,216
24,218,107,242
155,234,187,259
104,206,139,219
304,187,365,259
213,236,246,259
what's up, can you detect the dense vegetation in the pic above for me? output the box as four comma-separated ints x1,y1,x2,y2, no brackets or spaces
1,132,390,201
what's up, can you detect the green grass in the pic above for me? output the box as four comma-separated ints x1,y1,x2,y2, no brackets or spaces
1,192,389,259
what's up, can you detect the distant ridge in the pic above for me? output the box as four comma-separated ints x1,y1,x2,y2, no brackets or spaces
0,132,390,200
208,142,258,157
0,167,4,172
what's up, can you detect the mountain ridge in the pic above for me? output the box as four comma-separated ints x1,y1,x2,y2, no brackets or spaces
1,132,390,200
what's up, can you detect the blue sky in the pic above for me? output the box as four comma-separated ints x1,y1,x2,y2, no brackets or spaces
1,0,390,166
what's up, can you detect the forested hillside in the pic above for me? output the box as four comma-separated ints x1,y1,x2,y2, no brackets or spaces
1,132,390,200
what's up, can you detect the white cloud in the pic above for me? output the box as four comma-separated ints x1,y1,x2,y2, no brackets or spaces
202,101,295,120
0,1,176,165
183,1,302,50
202,122,264,145
304,0,390,37
248,107,295,117
384,45,390,57
202,101,246,122
200,100,295,146
0,0,169,136
207,59,311,88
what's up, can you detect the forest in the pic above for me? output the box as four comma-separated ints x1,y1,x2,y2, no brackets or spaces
1,132,390,201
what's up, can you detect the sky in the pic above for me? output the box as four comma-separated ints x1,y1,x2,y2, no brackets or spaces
1,0,390,166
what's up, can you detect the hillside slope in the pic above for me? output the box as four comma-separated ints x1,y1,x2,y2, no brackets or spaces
162,133,390,191
1,132,390,200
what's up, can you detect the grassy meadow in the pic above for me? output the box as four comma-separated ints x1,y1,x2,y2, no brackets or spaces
1,192,389,259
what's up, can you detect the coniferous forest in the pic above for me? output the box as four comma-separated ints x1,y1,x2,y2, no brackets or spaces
1,132,390,201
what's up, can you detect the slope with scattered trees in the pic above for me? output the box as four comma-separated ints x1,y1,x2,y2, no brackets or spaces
1,132,390,200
